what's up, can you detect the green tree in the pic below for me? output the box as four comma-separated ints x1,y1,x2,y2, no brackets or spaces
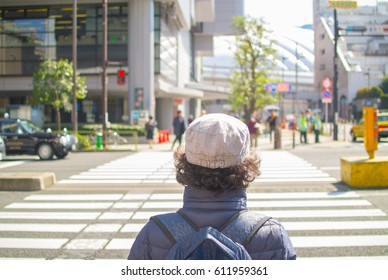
378,76,388,109
354,86,383,100
379,75,388,94
229,16,277,120
32,59,87,131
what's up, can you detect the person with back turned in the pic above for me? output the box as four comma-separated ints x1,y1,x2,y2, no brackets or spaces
128,113,296,260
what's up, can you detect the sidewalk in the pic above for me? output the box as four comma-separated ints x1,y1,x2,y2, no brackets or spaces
103,129,340,152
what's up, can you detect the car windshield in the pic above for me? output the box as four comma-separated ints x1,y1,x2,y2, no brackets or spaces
19,120,42,134
378,115,388,122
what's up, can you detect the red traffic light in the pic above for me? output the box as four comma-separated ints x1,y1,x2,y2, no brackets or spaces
117,69,126,85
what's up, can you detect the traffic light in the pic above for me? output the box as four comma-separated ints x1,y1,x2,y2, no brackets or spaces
117,69,126,85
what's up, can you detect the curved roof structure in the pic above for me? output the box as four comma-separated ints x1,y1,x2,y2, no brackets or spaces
202,26,314,79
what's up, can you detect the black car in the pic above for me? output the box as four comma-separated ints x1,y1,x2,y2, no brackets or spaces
0,118,69,160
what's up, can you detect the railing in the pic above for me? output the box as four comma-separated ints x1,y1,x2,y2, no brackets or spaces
77,129,138,151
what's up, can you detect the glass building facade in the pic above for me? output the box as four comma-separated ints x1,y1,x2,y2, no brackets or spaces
0,3,129,124
0,4,128,76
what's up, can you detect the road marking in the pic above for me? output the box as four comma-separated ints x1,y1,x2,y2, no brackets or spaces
0,223,86,232
0,212,101,220
283,220,388,231
320,167,341,170
130,209,386,220
106,239,134,250
148,191,359,200
0,238,68,249
291,235,388,248
58,151,337,184
65,239,108,250
24,194,125,201
5,202,114,209
246,191,359,199
141,199,370,209
255,178,336,182
0,161,27,169
120,224,146,233
83,224,123,233
1,190,387,258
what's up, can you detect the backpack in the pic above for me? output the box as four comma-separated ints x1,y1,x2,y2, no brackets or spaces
151,209,271,260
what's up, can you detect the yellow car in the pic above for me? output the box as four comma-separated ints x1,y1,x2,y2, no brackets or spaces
350,112,388,142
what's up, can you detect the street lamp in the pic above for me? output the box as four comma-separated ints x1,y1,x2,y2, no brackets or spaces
293,43,301,148
333,8,339,141
364,69,371,87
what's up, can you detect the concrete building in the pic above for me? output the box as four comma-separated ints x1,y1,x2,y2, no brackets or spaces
0,0,244,130
313,0,388,121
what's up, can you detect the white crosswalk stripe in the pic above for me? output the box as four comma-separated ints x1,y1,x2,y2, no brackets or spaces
0,190,388,260
57,151,336,184
0,161,27,169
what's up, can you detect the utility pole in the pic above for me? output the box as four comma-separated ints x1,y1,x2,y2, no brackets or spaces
72,0,78,134
333,8,339,141
102,0,108,147
292,43,299,149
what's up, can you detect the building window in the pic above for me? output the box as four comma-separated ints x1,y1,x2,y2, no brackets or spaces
320,49,325,55
0,3,128,76
319,64,326,70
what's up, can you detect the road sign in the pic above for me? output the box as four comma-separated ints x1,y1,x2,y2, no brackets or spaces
329,1,357,9
322,78,332,89
265,83,291,93
322,89,332,103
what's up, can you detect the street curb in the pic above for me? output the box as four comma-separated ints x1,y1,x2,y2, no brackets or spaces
0,172,56,191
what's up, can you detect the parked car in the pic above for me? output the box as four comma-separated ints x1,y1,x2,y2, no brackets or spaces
0,118,69,160
350,111,388,142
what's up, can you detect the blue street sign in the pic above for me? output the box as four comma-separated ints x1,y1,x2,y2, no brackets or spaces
265,83,291,93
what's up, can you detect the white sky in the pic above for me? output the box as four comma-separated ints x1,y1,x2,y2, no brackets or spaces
244,0,382,29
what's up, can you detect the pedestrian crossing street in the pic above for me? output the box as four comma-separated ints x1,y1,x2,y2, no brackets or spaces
57,151,336,184
1,190,388,259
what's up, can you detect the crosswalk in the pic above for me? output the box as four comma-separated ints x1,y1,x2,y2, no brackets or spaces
57,151,336,184
1,190,388,259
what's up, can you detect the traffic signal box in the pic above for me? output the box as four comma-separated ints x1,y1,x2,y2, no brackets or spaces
117,69,126,85
341,106,388,188
363,106,378,159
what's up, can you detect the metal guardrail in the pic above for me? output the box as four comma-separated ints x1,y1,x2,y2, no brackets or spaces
76,130,138,151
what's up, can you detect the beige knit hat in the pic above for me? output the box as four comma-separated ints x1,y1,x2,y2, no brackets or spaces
184,113,250,169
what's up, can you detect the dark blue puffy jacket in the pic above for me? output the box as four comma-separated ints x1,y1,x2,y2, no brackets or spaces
128,186,296,260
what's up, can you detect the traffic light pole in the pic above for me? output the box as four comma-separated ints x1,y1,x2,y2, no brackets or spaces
102,0,108,148
333,8,339,141
72,0,78,134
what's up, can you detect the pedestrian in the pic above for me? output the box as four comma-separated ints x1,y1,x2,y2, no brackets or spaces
128,113,296,260
247,115,258,149
188,114,194,126
171,110,186,150
266,111,277,143
297,111,308,144
312,113,322,143
145,116,157,149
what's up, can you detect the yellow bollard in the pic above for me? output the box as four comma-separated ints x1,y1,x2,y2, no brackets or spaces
363,106,378,159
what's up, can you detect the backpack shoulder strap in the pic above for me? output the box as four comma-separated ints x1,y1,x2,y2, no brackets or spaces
221,211,271,247
150,211,197,245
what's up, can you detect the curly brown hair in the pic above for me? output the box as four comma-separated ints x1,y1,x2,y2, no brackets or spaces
173,147,261,192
